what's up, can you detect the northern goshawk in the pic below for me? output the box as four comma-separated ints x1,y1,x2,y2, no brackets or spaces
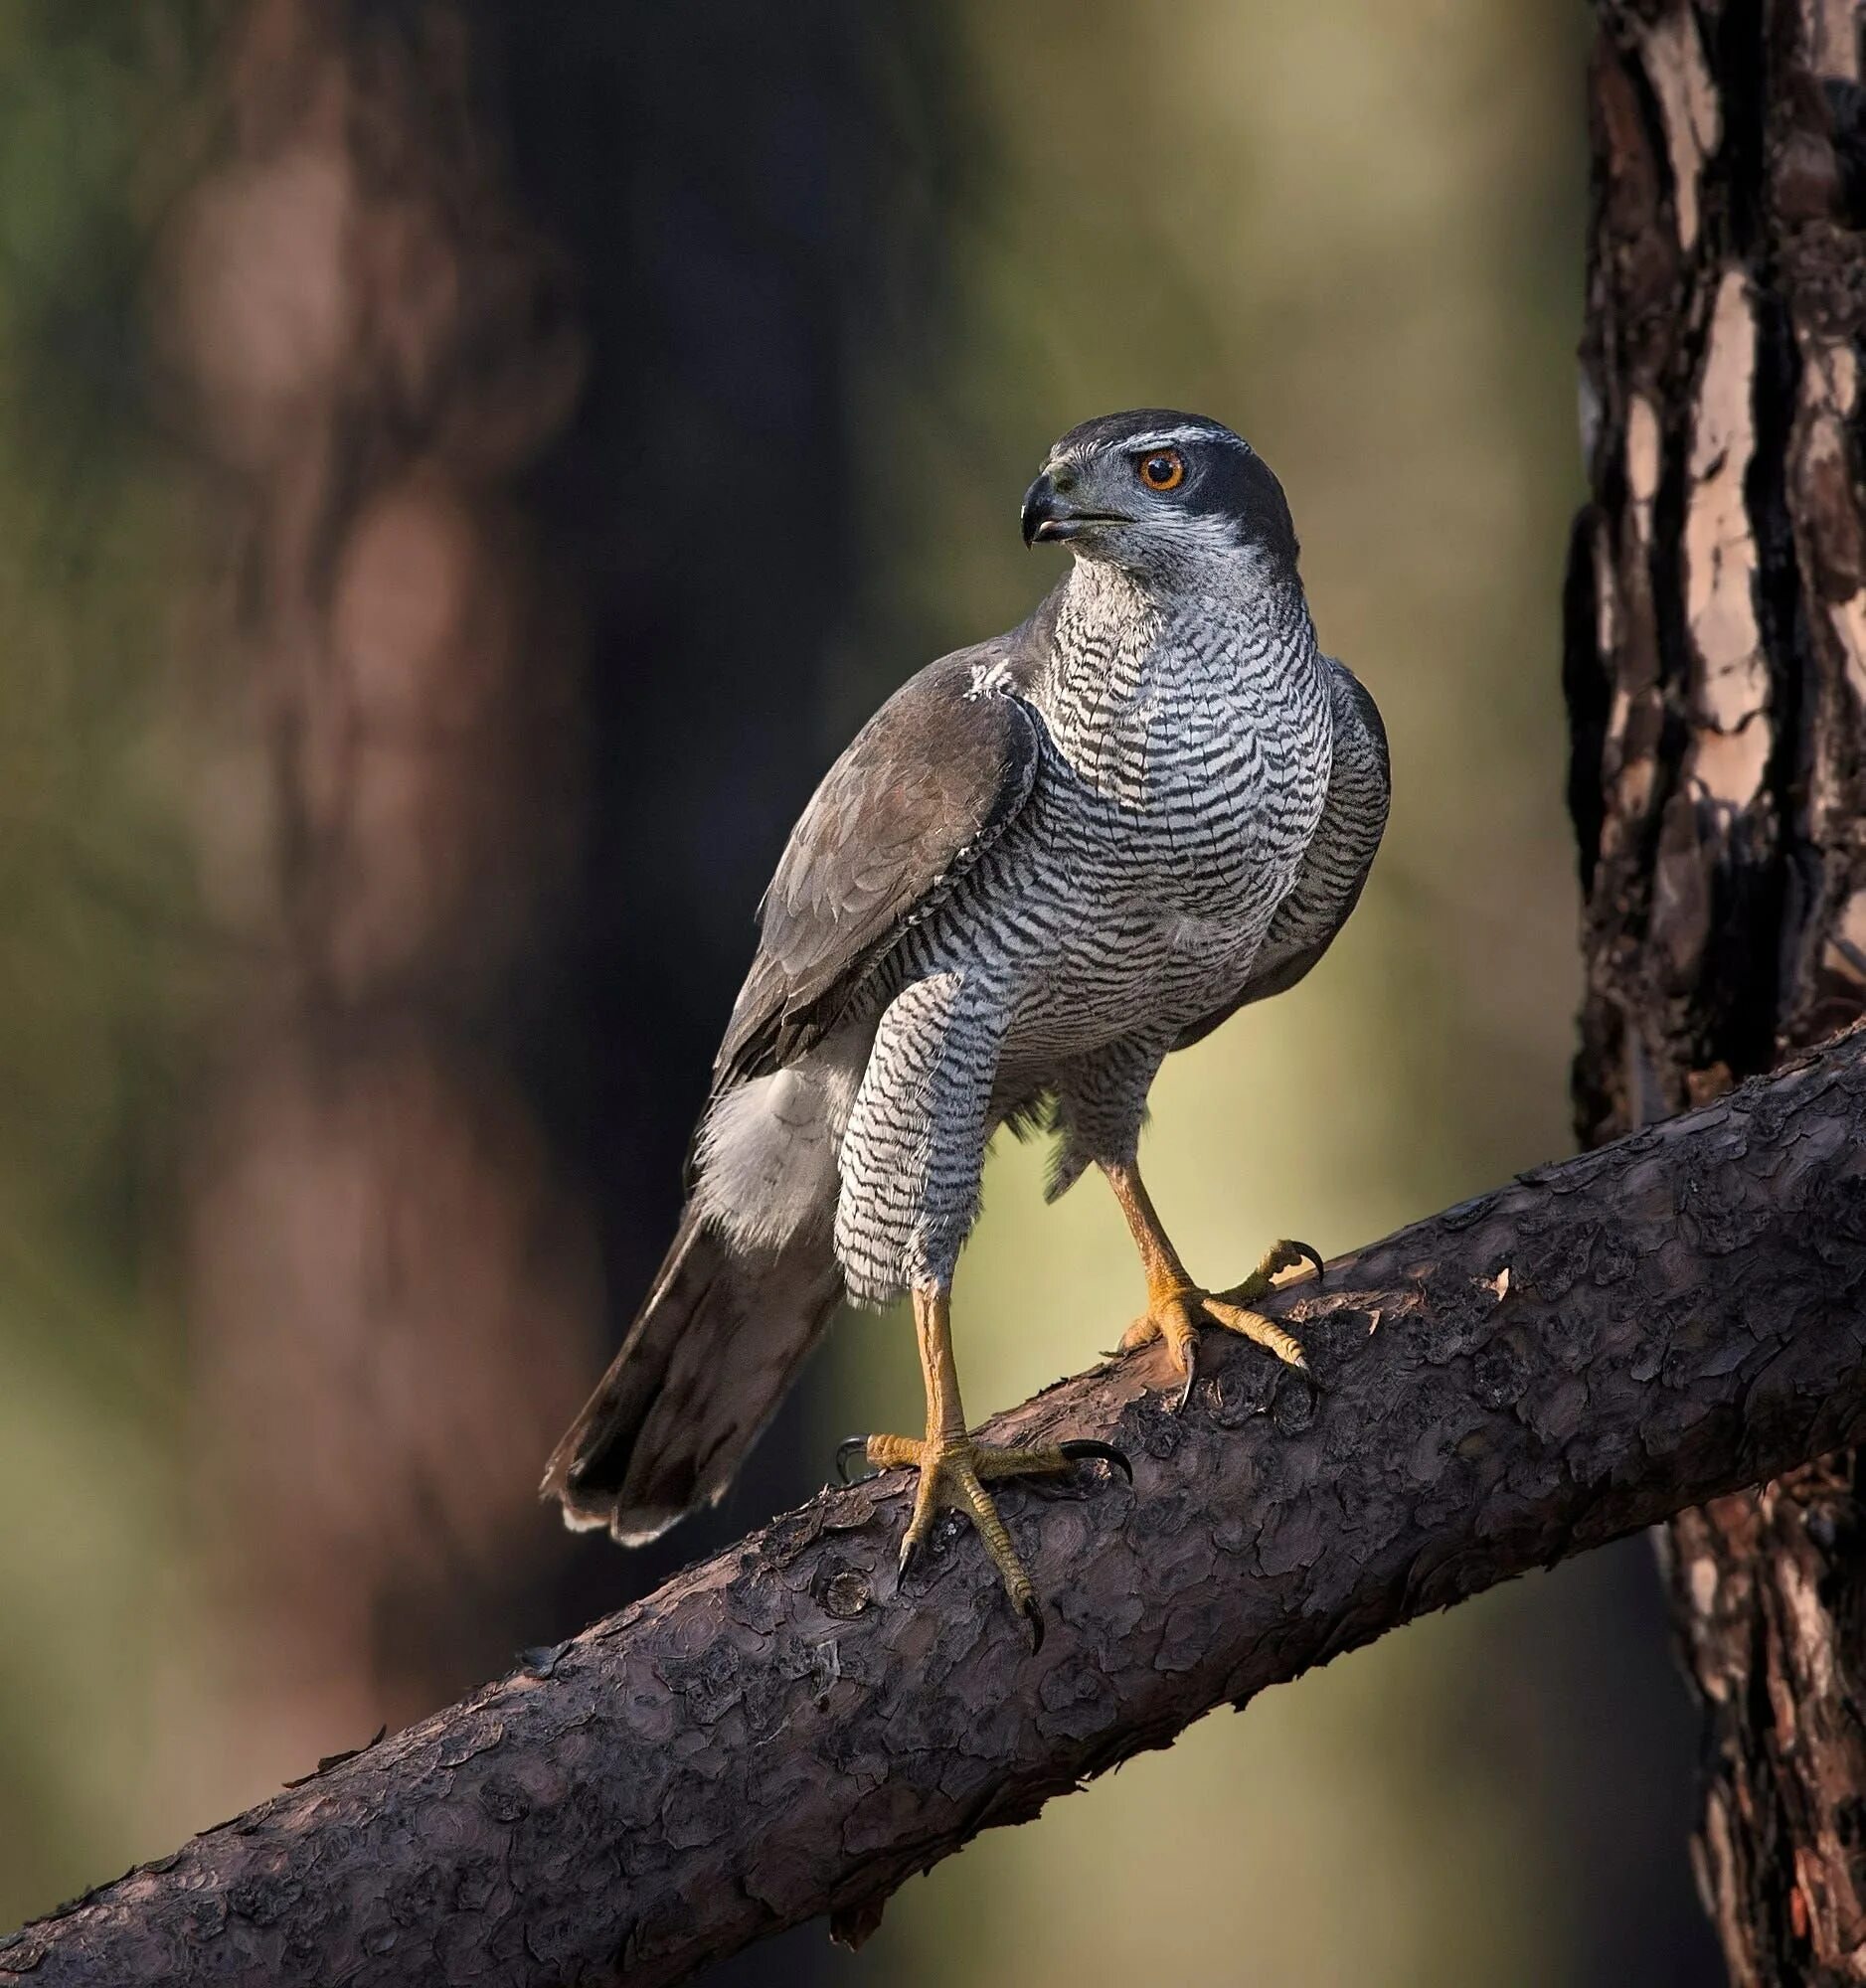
544,410,1390,1644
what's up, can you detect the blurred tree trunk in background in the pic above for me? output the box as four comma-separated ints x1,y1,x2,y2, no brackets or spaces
165,0,598,1782
156,19,942,1988
1570,1,1866,1976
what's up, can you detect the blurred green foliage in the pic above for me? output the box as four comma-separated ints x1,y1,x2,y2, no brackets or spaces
0,3,206,1922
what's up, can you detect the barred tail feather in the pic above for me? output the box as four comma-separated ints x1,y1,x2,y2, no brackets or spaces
541,1206,843,1545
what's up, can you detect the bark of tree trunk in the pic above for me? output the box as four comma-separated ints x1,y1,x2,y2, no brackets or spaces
1571,2,1866,1977
9,1029,1866,1988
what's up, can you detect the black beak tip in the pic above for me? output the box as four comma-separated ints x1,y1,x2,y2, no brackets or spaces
1021,472,1058,549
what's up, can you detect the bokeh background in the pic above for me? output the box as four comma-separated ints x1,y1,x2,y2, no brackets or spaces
0,4,1723,1983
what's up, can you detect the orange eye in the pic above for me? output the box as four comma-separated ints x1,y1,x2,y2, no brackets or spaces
1137,448,1185,491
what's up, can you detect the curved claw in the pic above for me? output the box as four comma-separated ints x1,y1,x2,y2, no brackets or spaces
1025,1439,1136,1500
1017,1591,1046,1653
835,1435,872,1486
898,1536,922,1582
1290,1241,1326,1282
1059,1439,1133,1485
1174,1349,1200,1414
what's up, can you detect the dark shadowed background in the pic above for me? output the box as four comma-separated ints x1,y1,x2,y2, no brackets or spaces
0,4,1722,1982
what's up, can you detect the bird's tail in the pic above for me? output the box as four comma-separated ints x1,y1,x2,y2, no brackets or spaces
541,1204,843,1545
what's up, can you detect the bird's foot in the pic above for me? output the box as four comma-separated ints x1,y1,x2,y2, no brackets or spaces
835,1431,1130,1648
1118,1239,1321,1411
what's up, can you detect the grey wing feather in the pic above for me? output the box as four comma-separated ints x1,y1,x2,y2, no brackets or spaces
1176,656,1389,1051
714,632,1042,1086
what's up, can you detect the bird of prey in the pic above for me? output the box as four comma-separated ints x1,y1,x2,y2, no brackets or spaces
544,409,1389,1643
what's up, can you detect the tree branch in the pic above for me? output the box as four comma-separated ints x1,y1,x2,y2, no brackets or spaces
10,1028,1866,1988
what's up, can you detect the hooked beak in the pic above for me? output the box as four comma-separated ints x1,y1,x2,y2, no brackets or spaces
1021,470,1128,548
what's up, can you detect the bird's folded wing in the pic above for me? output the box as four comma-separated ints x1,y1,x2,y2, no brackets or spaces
714,635,1043,1087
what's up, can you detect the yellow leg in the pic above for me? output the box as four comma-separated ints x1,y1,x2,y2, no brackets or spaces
836,1284,1130,1648
1102,1159,1319,1409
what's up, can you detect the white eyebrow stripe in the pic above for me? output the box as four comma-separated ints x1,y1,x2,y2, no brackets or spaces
1114,425,1251,455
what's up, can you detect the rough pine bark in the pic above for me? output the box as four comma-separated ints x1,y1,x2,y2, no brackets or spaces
1570,2,1866,1976
9,1030,1866,1988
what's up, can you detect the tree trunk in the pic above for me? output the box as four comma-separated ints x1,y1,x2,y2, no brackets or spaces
164,0,599,1788
1570,2,1866,1976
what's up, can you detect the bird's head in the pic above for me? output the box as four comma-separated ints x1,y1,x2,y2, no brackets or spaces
1020,410,1297,583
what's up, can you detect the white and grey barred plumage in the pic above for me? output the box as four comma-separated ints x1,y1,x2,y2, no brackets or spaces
544,410,1389,1544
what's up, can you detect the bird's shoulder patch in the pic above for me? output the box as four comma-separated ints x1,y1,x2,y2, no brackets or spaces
963,655,1016,702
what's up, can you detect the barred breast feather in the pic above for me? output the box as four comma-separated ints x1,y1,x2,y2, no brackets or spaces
1173,654,1389,1048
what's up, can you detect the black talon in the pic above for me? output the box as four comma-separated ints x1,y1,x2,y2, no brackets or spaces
835,1436,872,1486
898,1537,922,1582
1174,1350,1200,1414
1291,1241,1325,1281
1017,1592,1046,1653
1059,1439,1132,1485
